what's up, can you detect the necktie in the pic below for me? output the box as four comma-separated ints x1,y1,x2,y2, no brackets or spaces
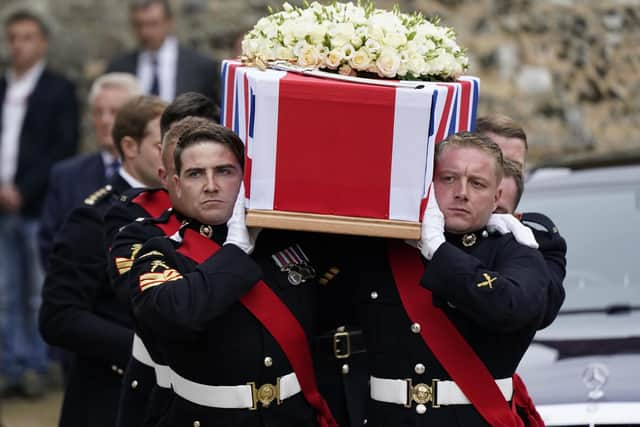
149,54,160,96
105,159,121,179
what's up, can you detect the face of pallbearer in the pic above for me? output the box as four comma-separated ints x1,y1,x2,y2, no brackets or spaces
495,176,518,214
434,144,502,233
174,141,243,225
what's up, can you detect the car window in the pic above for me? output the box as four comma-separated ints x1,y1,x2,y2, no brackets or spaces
519,181,640,311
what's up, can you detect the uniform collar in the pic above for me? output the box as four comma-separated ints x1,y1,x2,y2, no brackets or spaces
172,211,228,245
444,227,490,249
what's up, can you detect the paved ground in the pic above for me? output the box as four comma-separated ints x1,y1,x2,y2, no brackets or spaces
0,391,62,427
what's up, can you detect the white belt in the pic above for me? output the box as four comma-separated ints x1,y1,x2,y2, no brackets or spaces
171,370,301,409
132,334,154,367
155,365,171,389
370,376,513,407
131,334,171,388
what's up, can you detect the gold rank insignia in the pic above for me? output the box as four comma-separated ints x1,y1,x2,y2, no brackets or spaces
318,267,341,286
477,273,497,289
84,185,112,206
137,250,165,260
139,268,183,291
114,244,143,275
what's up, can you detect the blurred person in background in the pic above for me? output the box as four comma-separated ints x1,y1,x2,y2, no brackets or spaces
39,95,166,427
0,8,78,397
38,72,141,270
107,0,220,107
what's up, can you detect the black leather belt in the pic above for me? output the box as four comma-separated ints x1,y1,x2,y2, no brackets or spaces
316,327,367,360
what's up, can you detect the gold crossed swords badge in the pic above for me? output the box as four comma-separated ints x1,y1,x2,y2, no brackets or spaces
477,273,497,289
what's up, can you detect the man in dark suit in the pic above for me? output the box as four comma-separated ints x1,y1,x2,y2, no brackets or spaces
0,9,78,396
106,0,220,106
38,73,141,269
39,95,167,427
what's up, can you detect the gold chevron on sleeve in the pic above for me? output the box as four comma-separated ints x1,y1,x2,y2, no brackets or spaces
139,269,183,292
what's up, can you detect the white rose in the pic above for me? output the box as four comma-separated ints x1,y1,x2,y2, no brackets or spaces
406,53,426,76
376,47,401,78
340,44,355,60
242,38,259,57
349,47,372,71
257,41,276,61
298,44,323,68
364,38,381,55
384,31,407,49
293,40,307,57
397,63,408,77
325,49,343,69
275,45,294,60
330,22,356,47
307,23,328,45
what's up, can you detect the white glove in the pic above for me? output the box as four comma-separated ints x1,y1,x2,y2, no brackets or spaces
417,188,446,260
224,183,261,254
487,214,539,249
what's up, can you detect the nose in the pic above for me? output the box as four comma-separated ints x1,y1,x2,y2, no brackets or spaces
454,179,469,201
203,171,219,193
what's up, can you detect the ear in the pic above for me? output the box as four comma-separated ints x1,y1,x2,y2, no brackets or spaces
493,186,503,212
158,166,168,187
172,173,181,199
120,136,139,160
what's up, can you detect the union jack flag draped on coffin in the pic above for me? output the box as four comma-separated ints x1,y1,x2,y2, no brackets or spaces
221,59,479,223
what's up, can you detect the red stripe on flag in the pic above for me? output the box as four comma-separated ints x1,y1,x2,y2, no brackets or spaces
458,80,471,132
435,84,455,143
243,73,252,197
224,63,240,129
274,73,396,219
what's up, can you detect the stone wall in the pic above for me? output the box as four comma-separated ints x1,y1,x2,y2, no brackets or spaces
1,0,638,163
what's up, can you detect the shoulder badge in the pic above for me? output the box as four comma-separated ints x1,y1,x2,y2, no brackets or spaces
84,185,113,206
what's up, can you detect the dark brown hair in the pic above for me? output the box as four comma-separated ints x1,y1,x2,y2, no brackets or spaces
173,120,244,175
476,114,528,151
112,95,168,158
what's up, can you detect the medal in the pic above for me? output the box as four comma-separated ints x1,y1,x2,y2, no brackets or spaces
272,244,316,285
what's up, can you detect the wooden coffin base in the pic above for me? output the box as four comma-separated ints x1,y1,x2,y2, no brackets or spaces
246,210,421,240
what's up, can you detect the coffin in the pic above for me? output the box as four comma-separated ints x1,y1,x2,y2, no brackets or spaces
221,60,479,239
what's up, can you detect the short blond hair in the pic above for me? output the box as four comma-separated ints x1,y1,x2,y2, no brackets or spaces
436,132,505,182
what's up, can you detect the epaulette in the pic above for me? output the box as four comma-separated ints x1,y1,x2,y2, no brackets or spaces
520,212,559,234
84,185,113,206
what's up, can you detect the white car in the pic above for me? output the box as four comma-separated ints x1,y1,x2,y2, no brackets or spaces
517,163,640,426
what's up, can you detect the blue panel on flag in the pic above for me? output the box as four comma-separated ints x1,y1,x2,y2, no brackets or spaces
470,80,479,131
249,89,256,139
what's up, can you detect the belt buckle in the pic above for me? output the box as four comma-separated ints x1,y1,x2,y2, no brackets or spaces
248,377,281,410
404,378,440,409
333,330,351,359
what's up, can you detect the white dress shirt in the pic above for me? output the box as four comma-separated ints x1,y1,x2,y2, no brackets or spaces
0,61,45,184
136,36,178,102
119,167,146,189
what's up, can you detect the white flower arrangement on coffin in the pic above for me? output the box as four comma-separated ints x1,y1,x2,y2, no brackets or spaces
241,1,469,81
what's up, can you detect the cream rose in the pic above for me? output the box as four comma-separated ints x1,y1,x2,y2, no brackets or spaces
349,47,373,71
298,44,323,68
376,47,401,78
